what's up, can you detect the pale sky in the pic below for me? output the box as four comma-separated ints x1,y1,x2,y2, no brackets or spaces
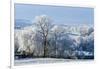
15,3,94,25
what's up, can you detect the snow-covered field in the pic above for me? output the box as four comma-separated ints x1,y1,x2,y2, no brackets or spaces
14,58,70,66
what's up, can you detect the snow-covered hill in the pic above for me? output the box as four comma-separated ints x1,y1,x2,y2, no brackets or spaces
15,19,32,29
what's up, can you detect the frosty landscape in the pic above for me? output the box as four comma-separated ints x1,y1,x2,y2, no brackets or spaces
14,15,94,65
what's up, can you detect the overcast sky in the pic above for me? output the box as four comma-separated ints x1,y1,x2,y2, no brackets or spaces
15,3,94,25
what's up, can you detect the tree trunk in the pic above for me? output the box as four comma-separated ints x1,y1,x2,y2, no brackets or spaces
43,38,48,57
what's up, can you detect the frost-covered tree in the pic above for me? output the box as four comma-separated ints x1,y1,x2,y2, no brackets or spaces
80,26,89,36
51,25,66,57
14,32,20,54
78,27,94,59
34,15,53,57
88,27,94,35
50,25,78,59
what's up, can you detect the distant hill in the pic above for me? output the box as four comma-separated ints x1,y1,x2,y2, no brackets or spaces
15,19,32,29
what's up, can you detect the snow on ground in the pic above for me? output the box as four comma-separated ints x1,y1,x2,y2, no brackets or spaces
14,58,70,66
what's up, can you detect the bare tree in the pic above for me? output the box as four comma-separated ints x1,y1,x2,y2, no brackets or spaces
34,15,53,57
